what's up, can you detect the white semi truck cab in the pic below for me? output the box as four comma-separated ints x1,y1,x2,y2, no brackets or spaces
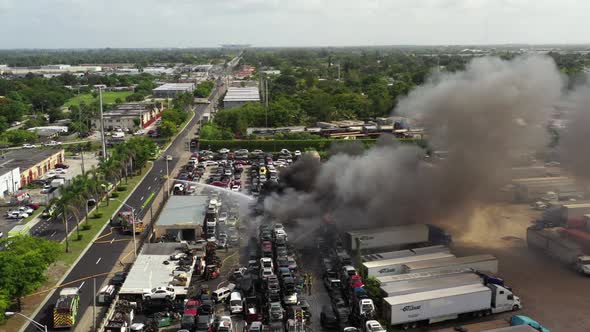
490,284,522,313
574,255,590,275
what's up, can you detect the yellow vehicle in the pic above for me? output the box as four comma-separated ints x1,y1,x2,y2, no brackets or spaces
259,166,267,176
53,288,80,328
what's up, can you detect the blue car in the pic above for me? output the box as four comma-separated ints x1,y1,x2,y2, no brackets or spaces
511,315,551,332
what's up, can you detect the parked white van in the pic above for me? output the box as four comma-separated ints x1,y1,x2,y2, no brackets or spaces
229,291,243,314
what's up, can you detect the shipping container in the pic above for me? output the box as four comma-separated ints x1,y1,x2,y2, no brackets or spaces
380,272,483,298
402,255,498,274
361,252,455,277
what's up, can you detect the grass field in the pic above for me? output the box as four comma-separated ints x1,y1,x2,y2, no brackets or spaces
63,91,133,108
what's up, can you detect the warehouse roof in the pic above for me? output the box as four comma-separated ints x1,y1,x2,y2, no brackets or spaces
156,195,208,226
0,149,63,173
119,243,194,295
153,83,195,91
223,87,260,102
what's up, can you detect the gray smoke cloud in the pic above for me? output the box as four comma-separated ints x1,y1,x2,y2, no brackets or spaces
558,85,590,179
263,55,564,232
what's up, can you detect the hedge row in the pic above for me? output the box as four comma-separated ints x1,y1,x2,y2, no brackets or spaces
199,138,426,152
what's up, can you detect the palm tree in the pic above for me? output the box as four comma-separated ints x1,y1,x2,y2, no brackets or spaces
53,192,79,253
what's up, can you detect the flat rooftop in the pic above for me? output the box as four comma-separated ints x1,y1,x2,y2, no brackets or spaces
0,149,63,173
156,195,208,227
103,103,159,117
224,87,260,102
119,243,194,295
153,83,195,91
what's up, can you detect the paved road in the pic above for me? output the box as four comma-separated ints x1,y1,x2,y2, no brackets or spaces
24,100,213,332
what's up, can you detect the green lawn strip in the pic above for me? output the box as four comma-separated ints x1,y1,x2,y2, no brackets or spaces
63,91,133,108
58,167,148,266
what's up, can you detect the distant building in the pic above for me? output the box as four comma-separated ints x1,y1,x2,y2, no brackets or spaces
0,167,20,199
91,102,163,131
0,149,65,187
0,65,102,76
152,83,196,98
223,87,260,109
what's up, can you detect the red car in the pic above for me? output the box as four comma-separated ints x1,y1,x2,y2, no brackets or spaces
350,275,364,289
211,181,229,188
184,299,200,316
261,241,273,252
55,163,69,169
26,203,41,210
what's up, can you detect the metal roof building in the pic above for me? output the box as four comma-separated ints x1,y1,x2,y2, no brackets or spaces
223,87,260,109
152,83,195,97
154,195,208,241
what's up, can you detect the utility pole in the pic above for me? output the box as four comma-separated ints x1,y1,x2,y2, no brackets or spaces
265,78,269,128
79,106,86,175
93,277,96,332
98,87,107,161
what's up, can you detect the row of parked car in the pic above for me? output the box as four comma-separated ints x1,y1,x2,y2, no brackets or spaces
5,203,40,219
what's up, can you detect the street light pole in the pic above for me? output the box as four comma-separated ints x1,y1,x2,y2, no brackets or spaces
165,158,170,196
5,312,47,332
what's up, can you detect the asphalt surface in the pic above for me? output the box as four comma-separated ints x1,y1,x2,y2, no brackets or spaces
24,100,213,332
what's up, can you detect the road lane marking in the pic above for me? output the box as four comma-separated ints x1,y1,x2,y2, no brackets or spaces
148,186,151,190
111,238,115,244
154,177,158,181
140,196,144,201
96,258,102,264
50,231,56,237
79,281,85,289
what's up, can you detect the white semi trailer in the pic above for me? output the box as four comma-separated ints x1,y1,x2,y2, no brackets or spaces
401,254,498,274
380,272,483,298
361,252,455,277
383,284,522,330
362,245,450,262
344,224,452,252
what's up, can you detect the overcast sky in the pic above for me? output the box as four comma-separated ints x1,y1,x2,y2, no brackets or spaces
1,0,589,48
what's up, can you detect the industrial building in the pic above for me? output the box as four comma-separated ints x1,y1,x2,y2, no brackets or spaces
152,83,195,98
0,149,64,187
91,102,163,131
0,166,20,199
154,195,208,241
223,87,260,109
0,64,102,76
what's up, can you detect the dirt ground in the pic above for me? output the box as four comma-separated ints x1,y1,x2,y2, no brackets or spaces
441,203,589,332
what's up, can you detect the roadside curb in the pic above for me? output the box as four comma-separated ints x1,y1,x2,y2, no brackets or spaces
19,162,154,332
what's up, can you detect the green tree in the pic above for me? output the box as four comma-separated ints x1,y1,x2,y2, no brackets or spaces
159,120,178,138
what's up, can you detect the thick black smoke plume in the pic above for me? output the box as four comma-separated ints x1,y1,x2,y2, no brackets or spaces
263,56,564,231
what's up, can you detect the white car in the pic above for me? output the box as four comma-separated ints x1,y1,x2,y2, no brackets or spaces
231,185,240,192
283,292,297,305
260,267,274,280
217,316,233,332
218,212,228,224
142,286,176,300
294,150,302,157
165,155,173,161
365,320,386,332
219,148,230,154
203,161,218,167
45,170,56,178
19,206,34,214
44,141,62,146
22,144,36,149
55,168,67,174
260,257,274,270
7,211,28,219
